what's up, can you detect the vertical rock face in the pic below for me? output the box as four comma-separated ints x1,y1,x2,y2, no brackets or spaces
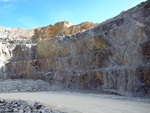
0,1,150,95
0,21,98,80
35,1,150,94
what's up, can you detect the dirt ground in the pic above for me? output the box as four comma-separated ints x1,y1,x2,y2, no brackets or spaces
0,91,150,113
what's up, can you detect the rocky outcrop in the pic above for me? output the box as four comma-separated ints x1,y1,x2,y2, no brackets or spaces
0,1,150,96
33,21,98,42
0,27,35,44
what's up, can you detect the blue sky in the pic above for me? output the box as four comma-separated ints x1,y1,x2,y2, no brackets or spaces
0,0,147,28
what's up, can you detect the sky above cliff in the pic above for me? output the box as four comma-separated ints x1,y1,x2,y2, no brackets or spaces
0,0,147,28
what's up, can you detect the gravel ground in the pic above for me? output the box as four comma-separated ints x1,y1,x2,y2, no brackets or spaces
0,79,52,93
0,79,150,113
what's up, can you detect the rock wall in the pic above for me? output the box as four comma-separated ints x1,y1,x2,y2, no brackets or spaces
0,1,150,95
0,21,97,79
36,1,150,95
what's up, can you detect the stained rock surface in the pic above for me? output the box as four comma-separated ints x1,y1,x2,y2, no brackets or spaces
0,1,150,96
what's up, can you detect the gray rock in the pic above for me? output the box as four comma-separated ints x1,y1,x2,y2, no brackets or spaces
0,79,52,93
0,99,62,113
0,99,6,106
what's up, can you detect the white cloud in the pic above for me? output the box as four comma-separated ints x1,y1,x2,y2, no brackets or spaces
0,4,15,14
0,0,27,2
0,0,27,14
0,0,17,2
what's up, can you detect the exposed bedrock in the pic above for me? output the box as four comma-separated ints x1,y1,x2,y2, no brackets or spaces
0,1,150,96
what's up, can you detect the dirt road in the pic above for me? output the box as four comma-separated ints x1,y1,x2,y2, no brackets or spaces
0,91,150,113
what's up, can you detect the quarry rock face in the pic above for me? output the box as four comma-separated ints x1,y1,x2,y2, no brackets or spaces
0,21,97,79
0,1,150,96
